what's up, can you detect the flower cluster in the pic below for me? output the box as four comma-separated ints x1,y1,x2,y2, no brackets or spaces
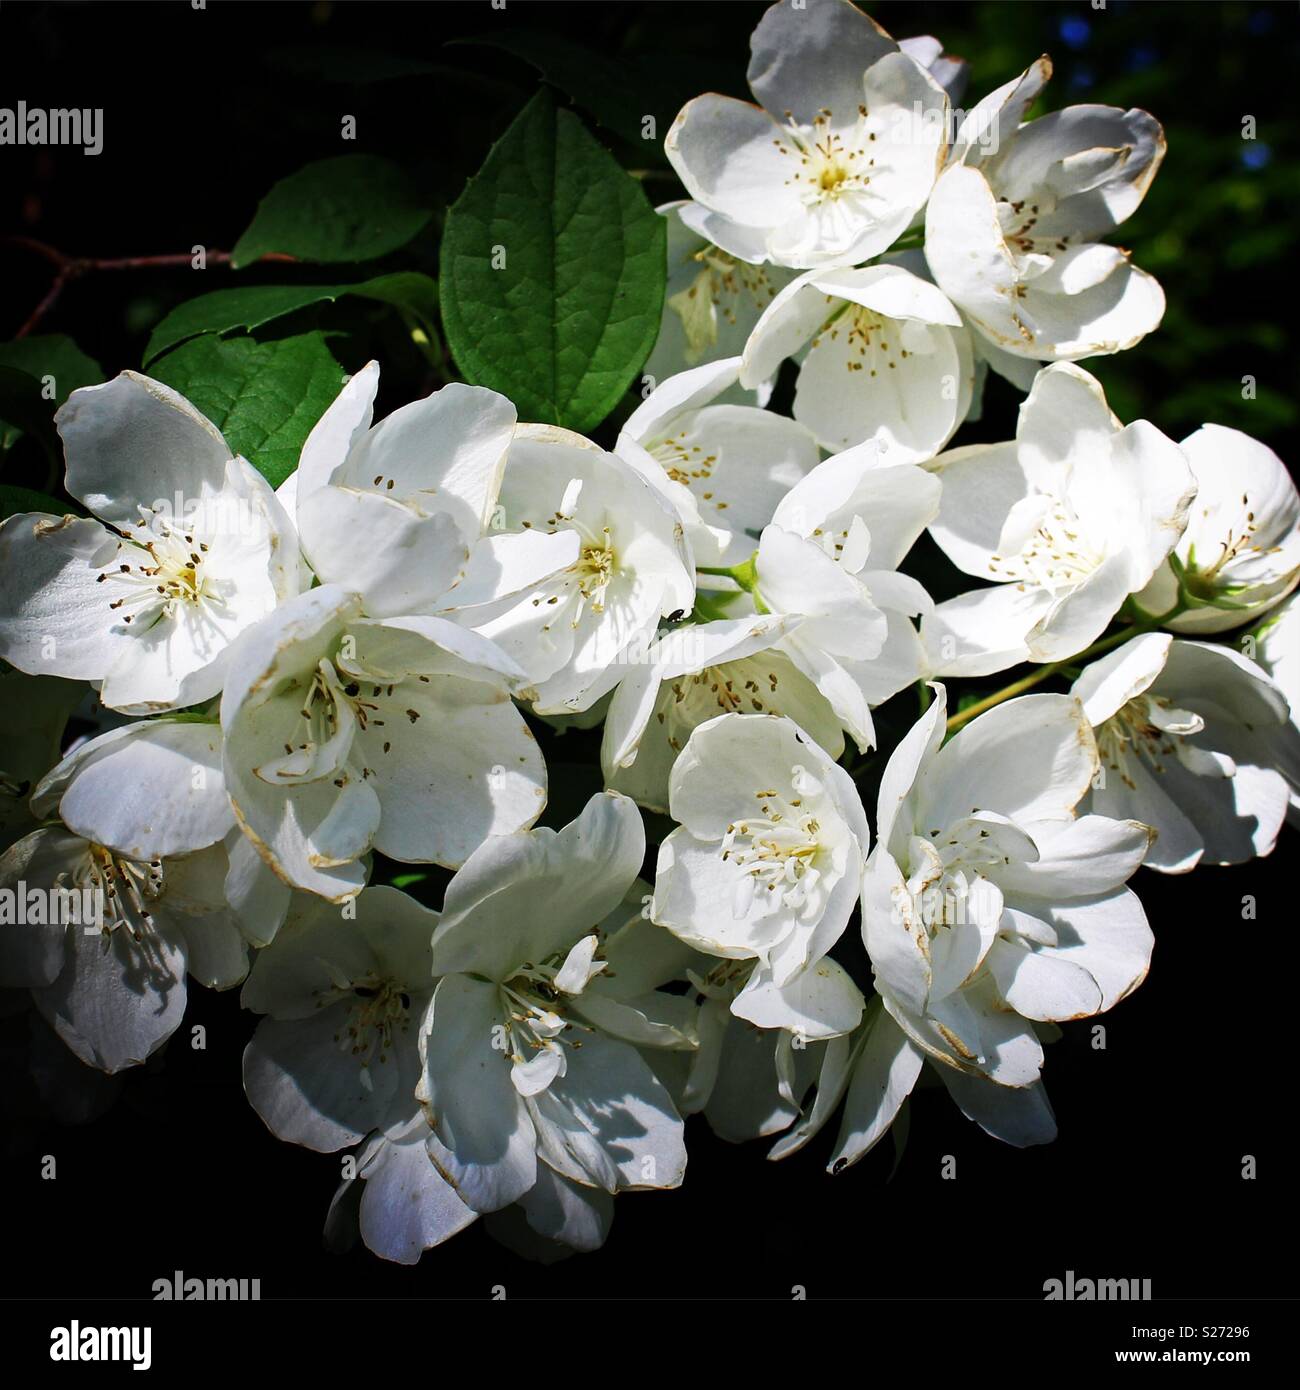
2,0,1297,1265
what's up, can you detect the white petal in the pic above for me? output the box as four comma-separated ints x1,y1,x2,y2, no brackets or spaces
732,954,865,1039
517,1163,613,1252
56,371,231,525
0,514,137,683
828,1003,923,1170
417,973,537,1212
917,693,1097,830
534,1030,686,1191
358,1129,477,1264
1071,631,1171,724
747,0,897,127
35,922,188,1073
985,938,1102,1022
35,719,232,860
430,793,644,983
937,1068,1057,1147
665,95,799,231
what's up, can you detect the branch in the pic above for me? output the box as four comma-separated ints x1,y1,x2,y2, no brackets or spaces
4,237,297,339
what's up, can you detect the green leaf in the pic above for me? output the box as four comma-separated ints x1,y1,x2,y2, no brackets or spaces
150,331,345,488
0,482,69,520
231,155,433,269
0,335,103,450
143,273,439,364
440,89,667,434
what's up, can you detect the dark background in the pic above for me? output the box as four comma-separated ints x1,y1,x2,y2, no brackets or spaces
1,0,1297,1302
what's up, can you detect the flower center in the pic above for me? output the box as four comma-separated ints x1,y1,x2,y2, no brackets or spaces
99,510,222,630
988,497,1102,594
658,659,786,753
560,526,617,626
71,844,164,939
905,826,1007,935
781,109,875,208
721,771,829,919
1185,514,1263,590
1096,693,1203,788
314,967,414,1082
258,647,397,787
810,305,916,382
499,949,599,1093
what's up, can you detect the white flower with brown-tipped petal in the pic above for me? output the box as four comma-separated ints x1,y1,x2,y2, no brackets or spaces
651,713,869,1037
665,0,949,270
220,585,545,900
289,362,579,622
0,372,299,714
925,363,1194,673
417,794,691,1213
1135,425,1300,635
645,202,796,398
1073,633,1293,872
617,358,820,568
739,263,975,460
849,687,1153,1156
0,821,284,1074
448,426,695,716
925,57,1166,362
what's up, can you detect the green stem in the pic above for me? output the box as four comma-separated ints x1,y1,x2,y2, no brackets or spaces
696,554,768,613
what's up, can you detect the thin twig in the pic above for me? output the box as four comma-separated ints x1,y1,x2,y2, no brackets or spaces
4,237,297,338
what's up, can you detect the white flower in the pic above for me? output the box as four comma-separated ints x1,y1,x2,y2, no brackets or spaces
0,372,300,713
1134,425,1300,634
417,793,690,1212
291,363,577,620
754,443,941,746
678,955,851,1143
602,613,843,814
651,713,869,1036
0,821,281,1073
220,585,545,899
242,886,438,1145
925,57,1166,361
1073,633,1292,871
665,0,949,270
849,687,1153,1155
241,886,480,1263
450,425,695,714
646,202,796,397
1255,596,1300,825
925,363,1194,673
739,263,975,460
617,358,820,567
